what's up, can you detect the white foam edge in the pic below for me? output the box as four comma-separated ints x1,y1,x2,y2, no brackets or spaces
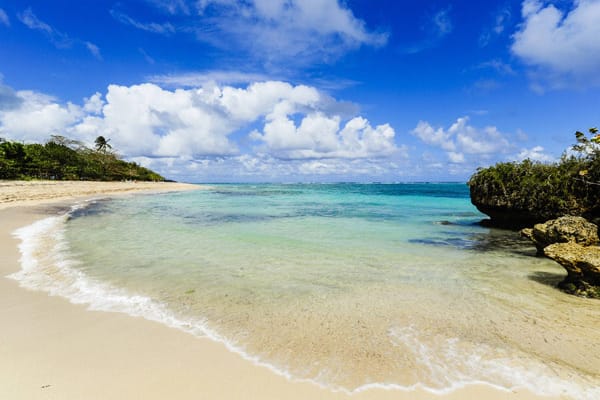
7,202,598,399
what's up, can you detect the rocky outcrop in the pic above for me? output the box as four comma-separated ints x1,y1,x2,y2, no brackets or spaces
467,175,575,229
468,186,551,228
544,243,600,298
466,160,598,228
521,216,599,255
520,216,600,298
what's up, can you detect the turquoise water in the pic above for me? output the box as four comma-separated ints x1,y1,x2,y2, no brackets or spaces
14,184,600,397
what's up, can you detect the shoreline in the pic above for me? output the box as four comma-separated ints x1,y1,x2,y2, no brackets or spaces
0,182,557,399
0,180,202,210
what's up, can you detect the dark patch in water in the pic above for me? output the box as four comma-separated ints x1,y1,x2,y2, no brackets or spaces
411,228,537,255
467,229,535,255
528,271,566,289
409,237,476,250
436,220,454,226
68,200,112,220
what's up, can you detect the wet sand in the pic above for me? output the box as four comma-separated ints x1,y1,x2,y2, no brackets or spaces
0,181,556,399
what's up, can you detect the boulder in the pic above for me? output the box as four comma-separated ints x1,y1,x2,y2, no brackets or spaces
521,216,598,255
544,242,600,298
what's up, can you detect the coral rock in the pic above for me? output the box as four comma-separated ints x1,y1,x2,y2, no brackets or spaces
544,242,600,298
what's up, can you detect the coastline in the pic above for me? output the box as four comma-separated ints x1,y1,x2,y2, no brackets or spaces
0,182,557,399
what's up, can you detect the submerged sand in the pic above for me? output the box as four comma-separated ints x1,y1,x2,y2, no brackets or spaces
0,181,557,399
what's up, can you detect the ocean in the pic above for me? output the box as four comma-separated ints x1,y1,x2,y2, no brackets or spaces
11,183,600,398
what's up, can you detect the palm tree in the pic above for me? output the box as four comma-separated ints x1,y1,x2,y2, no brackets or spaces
94,136,112,153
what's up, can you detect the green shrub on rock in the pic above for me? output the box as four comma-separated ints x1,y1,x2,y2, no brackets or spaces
468,128,600,228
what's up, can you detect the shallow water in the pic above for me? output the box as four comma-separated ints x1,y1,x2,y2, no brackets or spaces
12,184,600,398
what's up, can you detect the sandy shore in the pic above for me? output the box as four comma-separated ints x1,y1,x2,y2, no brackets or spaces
0,181,557,399
0,180,201,210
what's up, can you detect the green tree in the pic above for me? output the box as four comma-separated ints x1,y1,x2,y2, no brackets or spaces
0,135,165,181
94,136,112,153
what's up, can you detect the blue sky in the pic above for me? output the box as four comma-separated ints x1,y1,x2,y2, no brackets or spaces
1,0,599,182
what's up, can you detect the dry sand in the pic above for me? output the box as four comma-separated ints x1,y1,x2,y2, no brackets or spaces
0,181,557,399
0,180,201,210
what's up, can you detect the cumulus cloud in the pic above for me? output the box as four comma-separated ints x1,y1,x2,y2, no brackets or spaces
447,152,465,163
149,71,276,87
0,80,400,180
0,91,83,142
412,117,512,164
512,0,600,87
0,8,10,27
412,120,456,151
251,114,397,159
513,145,555,162
0,83,23,111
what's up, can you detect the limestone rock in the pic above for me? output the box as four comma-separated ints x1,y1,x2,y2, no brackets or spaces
544,242,600,298
521,216,599,255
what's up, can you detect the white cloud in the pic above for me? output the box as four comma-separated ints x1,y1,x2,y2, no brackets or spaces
475,59,516,76
18,7,72,48
433,8,453,36
83,92,104,114
85,42,102,60
18,8,102,59
0,91,82,142
0,80,400,181
149,71,276,87
146,0,191,15
0,8,10,27
110,9,176,35
251,114,397,159
412,117,512,159
180,0,387,64
447,152,465,163
0,83,22,110
513,145,555,162
512,0,600,87
479,6,511,46
402,7,453,54
139,48,156,65
412,120,456,151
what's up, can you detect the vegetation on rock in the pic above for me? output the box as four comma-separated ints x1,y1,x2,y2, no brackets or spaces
468,128,600,228
0,135,164,181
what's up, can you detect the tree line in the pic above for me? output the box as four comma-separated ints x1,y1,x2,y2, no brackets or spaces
0,135,165,181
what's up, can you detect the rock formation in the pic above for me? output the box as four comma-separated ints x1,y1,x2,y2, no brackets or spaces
520,216,600,298
468,184,552,228
521,216,599,255
544,243,600,298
